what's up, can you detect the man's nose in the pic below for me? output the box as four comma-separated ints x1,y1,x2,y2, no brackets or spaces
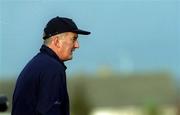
74,41,79,48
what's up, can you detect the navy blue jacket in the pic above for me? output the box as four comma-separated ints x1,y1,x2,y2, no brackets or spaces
12,45,69,115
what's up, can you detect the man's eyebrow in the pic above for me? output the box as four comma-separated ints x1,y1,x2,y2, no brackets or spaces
74,35,78,39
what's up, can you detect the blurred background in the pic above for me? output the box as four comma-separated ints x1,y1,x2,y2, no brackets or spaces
0,0,180,115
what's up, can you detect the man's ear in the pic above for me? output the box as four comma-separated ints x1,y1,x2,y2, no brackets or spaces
52,36,61,48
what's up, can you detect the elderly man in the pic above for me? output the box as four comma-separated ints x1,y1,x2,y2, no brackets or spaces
12,16,90,115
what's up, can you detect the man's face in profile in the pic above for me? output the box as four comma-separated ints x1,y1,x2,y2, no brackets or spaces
57,32,79,61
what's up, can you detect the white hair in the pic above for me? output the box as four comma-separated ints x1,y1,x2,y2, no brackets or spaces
43,33,67,45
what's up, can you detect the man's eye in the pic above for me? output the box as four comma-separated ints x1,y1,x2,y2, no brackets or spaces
72,39,75,42
73,37,77,41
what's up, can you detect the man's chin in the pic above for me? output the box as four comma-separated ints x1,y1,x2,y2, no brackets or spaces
64,56,73,61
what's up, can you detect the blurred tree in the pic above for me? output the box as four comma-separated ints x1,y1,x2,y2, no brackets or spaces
144,100,160,115
71,80,92,115
175,94,180,115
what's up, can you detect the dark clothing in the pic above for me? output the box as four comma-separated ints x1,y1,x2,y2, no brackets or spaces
12,45,69,115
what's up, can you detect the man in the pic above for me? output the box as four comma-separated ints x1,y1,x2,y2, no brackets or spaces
12,16,90,115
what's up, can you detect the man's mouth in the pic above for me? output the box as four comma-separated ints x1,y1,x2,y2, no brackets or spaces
71,49,75,52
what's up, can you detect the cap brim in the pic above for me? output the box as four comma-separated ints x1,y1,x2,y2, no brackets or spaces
74,29,91,35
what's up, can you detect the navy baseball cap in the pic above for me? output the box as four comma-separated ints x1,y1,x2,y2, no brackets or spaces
43,16,91,39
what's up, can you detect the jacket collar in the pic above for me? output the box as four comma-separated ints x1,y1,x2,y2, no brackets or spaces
40,45,67,70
